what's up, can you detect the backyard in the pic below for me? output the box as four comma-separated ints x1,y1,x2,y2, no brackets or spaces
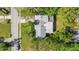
21,7,79,51
21,18,79,51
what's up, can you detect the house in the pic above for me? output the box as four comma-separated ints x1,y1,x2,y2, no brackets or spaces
34,15,54,38
34,15,46,38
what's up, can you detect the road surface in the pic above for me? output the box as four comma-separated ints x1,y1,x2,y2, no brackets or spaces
11,8,20,51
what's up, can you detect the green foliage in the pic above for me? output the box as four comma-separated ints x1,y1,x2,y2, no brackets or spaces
21,22,35,50
0,42,10,51
58,8,79,23
46,29,73,44
21,7,79,23
21,7,60,16
21,7,79,51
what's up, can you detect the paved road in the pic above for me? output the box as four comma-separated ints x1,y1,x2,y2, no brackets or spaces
11,8,20,51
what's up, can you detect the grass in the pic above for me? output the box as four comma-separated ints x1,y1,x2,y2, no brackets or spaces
56,15,73,31
0,20,11,51
21,22,49,51
0,21,11,38
21,23,33,51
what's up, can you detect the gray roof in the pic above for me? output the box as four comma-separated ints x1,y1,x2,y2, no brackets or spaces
73,30,79,42
34,15,54,38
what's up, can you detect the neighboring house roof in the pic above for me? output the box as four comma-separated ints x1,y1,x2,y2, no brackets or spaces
73,30,79,42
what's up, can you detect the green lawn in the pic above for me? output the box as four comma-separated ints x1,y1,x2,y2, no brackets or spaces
21,22,33,51
21,22,51,51
0,21,11,38
0,21,11,51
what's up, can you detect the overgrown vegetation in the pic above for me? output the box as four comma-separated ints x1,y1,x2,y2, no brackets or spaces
21,7,79,51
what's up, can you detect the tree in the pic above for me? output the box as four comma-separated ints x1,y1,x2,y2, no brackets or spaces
57,7,79,23
21,7,60,16
0,42,10,51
